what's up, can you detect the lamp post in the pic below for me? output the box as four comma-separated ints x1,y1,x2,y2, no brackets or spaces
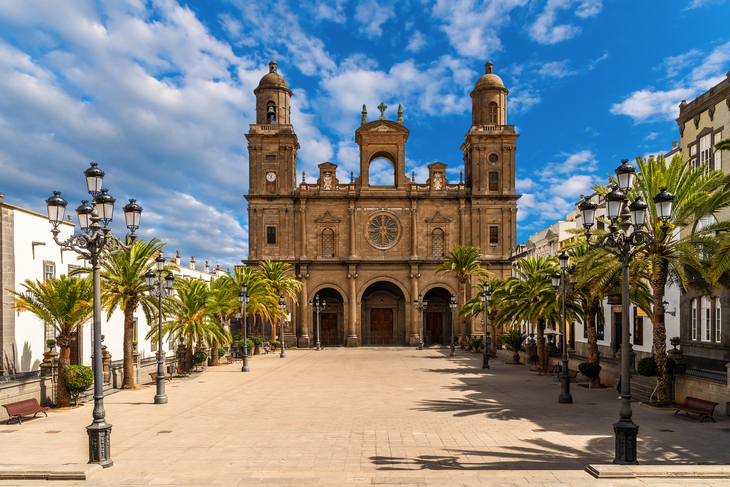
449,294,457,357
145,255,174,405
479,283,491,369
578,159,674,465
45,162,143,468
238,284,250,372
551,251,573,404
412,293,427,350
309,294,326,351
278,295,287,358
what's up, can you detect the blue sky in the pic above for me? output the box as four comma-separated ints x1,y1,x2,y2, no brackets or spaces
0,0,728,270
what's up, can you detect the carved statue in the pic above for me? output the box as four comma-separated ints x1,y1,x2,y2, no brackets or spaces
433,172,443,190
323,172,333,190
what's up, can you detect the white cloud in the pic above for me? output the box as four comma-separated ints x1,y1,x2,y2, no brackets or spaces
431,0,528,57
368,157,396,185
588,50,608,70
537,60,576,78
406,30,427,53
644,132,660,141
516,177,536,192
309,0,348,23
355,0,395,38
612,41,730,124
684,0,726,9
575,0,603,18
529,0,582,45
509,88,541,114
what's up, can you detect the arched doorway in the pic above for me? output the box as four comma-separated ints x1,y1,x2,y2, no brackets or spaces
423,287,454,347
368,152,396,187
361,281,407,345
311,288,345,346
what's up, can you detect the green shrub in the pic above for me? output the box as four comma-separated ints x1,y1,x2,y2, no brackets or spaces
530,354,539,365
272,340,281,349
46,339,56,347
132,340,138,346
218,348,225,357
64,365,94,406
578,362,602,380
238,339,254,353
637,357,658,376
252,336,264,345
469,337,483,351
451,335,459,343
246,339,254,352
193,351,208,365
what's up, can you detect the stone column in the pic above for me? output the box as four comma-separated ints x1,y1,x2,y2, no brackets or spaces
40,349,58,377
101,345,111,383
347,265,358,347
299,201,307,259
0,198,16,376
410,200,418,259
298,266,310,348
459,200,465,246
409,266,420,346
349,201,356,259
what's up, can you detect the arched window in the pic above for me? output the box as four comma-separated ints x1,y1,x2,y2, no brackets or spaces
715,298,721,342
702,297,712,341
368,156,396,186
322,228,335,257
266,101,276,124
432,228,445,257
488,102,498,124
691,298,697,340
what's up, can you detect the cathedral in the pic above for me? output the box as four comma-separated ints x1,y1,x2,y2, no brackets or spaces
243,60,520,347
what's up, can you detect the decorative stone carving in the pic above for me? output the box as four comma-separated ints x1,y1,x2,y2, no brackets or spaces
694,114,700,128
432,172,443,190
709,104,716,121
323,172,333,190
366,213,401,250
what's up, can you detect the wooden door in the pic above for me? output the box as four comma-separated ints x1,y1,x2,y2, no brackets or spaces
320,313,338,346
370,309,394,345
425,312,443,346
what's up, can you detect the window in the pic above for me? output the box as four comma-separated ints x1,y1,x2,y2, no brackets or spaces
488,102,498,124
489,226,498,245
702,297,712,341
432,228,445,257
700,134,711,173
716,298,721,342
488,172,499,191
597,314,604,341
266,101,276,124
633,307,643,346
691,298,698,340
266,227,277,245
690,144,698,171
714,131,723,171
43,261,55,282
322,228,335,257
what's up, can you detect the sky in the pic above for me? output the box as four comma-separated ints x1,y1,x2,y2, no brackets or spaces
0,0,729,271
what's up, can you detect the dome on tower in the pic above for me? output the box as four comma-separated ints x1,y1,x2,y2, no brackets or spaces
257,60,288,90
474,62,506,91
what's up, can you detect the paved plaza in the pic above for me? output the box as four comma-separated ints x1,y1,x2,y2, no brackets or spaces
1,348,729,486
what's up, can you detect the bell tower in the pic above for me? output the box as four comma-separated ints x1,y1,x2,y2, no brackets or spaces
246,60,299,196
461,61,518,196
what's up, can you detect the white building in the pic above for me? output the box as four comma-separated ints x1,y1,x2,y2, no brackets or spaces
0,193,227,377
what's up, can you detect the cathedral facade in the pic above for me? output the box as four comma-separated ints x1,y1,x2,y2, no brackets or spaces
243,60,520,347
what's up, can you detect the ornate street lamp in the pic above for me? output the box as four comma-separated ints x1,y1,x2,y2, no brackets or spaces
479,282,491,369
578,159,674,465
278,295,287,358
238,284,250,372
552,251,574,404
309,294,326,351
412,294,427,350
145,254,174,404
449,294,457,357
45,162,143,468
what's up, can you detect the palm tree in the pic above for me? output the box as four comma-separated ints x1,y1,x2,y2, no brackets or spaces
497,328,528,364
227,266,278,353
72,237,164,389
207,276,239,366
615,154,730,404
154,278,231,370
10,276,92,407
714,136,730,152
490,256,558,370
459,277,504,355
258,261,302,343
436,245,489,344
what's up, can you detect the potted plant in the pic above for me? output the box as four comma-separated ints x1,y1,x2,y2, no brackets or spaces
497,329,527,364
217,348,226,358
468,337,483,353
132,340,138,352
670,336,681,350
271,340,281,350
578,362,602,387
252,336,264,355
193,351,208,367
46,338,56,352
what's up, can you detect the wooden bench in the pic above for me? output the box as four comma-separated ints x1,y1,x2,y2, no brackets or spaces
673,396,719,423
226,355,241,363
150,372,172,383
175,366,188,377
539,364,556,376
567,369,579,382
2,398,50,425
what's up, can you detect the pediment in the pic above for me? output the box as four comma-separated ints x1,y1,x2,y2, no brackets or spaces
424,212,453,224
314,211,342,223
356,119,410,135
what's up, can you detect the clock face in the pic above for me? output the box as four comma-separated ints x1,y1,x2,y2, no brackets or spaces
266,172,276,182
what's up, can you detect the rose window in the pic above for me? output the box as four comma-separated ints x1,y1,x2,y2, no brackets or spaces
368,215,399,249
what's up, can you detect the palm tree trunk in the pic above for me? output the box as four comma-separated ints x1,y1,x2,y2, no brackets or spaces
586,297,602,388
56,345,71,408
458,278,467,345
490,321,497,356
650,265,670,405
271,318,277,344
211,338,220,366
536,319,546,370
185,341,193,371
122,301,135,389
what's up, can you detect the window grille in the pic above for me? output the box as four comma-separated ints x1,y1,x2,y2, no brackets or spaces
716,298,721,342
702,297,712,341
489,172,499,191
489,226,498,244
714,132,723,171
596,314,604,340
700,134,711,174
322,228,335,257
267,227,276,245
488,102,498,124
633,308,643,346
432,229,444,257
692,299,698,340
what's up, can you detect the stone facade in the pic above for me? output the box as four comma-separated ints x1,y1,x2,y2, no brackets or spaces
0,193,15,375
243,61,520,347
675,70,730,372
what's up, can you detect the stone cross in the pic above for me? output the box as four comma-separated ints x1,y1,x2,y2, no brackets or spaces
377,102,388,120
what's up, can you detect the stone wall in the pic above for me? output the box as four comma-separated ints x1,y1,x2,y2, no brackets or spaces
674,373,728,416
0,372,54,422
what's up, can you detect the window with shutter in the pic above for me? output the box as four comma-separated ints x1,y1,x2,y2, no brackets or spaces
322,228,335,257
432,228,444,257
